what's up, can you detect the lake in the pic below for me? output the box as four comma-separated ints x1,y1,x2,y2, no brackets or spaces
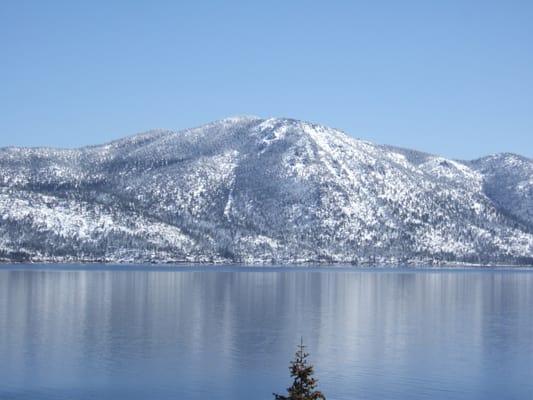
0,265,532,399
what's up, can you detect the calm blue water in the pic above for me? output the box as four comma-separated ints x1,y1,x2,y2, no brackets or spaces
1,265,532,400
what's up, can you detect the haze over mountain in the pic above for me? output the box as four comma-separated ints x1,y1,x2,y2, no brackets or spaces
0,117,531,265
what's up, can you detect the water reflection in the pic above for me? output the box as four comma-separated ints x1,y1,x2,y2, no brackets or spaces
0,267,532,399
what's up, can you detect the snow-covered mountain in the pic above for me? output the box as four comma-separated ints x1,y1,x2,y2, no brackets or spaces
0,117,531,265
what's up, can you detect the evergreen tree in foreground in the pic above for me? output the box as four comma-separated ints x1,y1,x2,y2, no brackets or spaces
273,338,326,400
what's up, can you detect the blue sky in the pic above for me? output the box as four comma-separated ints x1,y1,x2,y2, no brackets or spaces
1,1,532,159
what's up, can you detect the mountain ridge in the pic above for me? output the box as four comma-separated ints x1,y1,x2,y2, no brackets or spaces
1,117,532,265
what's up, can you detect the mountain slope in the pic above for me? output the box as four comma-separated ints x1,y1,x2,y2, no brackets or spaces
0,117,532,265
468,153,533,229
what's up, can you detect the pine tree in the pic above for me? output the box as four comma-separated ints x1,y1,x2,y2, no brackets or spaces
273,338,326,400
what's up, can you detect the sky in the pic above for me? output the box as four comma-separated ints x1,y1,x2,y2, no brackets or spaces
1,1,532,159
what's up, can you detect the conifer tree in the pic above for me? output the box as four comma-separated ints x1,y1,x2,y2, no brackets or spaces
273,338,326,400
